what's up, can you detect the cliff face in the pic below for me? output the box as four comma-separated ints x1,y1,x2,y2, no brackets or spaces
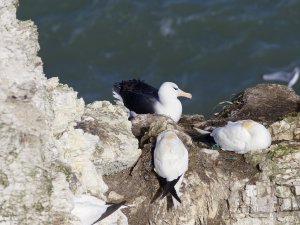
0,1,68,224
1,1,300,225
0,1,140,224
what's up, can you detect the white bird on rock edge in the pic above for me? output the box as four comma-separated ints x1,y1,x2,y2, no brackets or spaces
112,79,192,122
151,130,188,208
262,67,299,89
71,195,131,225
211,120,272,154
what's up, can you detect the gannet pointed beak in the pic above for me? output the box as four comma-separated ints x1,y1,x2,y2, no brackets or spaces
178,90,192,99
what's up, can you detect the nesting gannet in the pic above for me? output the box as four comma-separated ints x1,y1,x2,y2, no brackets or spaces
152,130,188,207
211,120,271,154
262,67,299,89
112,79,192,122
71,195,129,225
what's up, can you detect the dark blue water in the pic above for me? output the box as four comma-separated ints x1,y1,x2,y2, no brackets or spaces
17,0,300,116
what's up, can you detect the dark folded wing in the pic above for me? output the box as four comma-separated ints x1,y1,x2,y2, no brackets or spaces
92,201,126,225
160,176,181,203
113,79,159,114
151,175,182,205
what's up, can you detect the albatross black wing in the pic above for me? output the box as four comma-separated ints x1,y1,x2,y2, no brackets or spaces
113,79,159,114
91,201,126,225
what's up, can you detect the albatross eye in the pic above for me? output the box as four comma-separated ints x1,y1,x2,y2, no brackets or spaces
173,87,178,90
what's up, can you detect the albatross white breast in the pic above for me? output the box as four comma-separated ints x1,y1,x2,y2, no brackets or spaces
211,120,272,154
152,130,188,208
112,79,192,122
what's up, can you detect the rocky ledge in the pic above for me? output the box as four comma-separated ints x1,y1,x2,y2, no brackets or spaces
1,1,300,225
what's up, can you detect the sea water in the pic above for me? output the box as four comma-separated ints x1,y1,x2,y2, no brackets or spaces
17,0,300,116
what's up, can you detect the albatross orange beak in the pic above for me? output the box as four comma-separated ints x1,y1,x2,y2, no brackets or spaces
178,90,192,99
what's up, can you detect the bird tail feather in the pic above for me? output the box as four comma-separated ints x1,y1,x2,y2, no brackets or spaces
112,90,124,105
92,201,127,225
151,176,181,205
150,187,163,204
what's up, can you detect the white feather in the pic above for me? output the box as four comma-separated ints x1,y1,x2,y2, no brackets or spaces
153,130,188,207
72,195,107,225
71,195,131,225
211,120,272,154
193,127,211,135
262,67,299,89
113,91,137,118
154,130,188,181
112,91,124,106
154,82,181,122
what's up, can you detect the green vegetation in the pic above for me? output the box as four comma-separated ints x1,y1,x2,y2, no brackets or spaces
0,170,9,188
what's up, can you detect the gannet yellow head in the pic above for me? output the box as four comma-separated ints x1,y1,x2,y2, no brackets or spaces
241,120,256,129
164,131,177,140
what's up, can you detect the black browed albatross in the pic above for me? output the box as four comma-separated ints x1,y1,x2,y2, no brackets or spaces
112,79,192,122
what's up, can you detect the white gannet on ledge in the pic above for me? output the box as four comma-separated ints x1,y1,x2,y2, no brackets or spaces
262,67,299,89
112,79,192,122
151,130,188,208
211,120,272,154
71,195,130,225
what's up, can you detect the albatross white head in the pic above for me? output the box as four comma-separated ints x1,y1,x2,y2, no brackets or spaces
155,82,192,122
